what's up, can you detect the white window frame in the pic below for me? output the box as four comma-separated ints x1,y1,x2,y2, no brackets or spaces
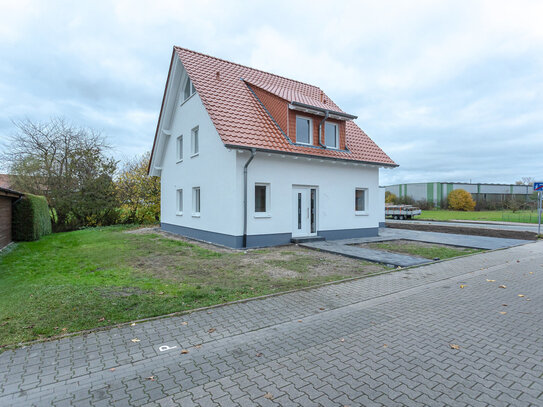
176,135,183,163
254,183,271,218
182,77,196,104
295,116,313,145
176,189,183,215
324,122,339,149
355,188,368,215
192,187,201,217
191,126,199,157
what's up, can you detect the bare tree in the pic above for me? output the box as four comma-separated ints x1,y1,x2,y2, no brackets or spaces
516,177,535,186
1,117,118,230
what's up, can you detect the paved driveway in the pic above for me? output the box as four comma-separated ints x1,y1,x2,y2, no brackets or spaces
301,228,530,267
1,242,542,406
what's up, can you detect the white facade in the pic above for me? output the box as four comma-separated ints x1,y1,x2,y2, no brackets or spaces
151,60,384,248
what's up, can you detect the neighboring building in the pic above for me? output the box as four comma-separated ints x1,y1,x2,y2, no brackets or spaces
0,174,12,189
149,47,397,248
0,187,23,249
385,182,533,207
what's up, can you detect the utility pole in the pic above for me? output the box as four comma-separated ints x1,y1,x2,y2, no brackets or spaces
535,182,543,236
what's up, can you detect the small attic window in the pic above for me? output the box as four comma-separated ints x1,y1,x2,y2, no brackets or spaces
183,78,196,101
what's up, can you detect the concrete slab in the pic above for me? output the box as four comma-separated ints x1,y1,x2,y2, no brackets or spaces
301,228,531,266
301,240,432,267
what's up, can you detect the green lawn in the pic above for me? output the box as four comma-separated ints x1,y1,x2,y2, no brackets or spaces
0,226,385,346
367,240,483,260
417,210,540,224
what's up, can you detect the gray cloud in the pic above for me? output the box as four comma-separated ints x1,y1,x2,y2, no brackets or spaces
0,0,542,185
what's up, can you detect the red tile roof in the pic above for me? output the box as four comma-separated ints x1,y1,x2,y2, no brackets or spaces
244,78,344,113
154,47,397,167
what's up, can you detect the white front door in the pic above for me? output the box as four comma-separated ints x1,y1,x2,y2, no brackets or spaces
292,187,317,237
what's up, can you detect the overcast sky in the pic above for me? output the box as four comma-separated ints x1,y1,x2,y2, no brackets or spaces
0,0,542,185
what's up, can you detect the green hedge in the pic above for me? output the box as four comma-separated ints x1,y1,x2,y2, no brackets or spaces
12,193,52,241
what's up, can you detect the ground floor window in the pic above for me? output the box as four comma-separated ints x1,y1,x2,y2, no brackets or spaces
355,188,368,214
254,183,270,216
192,187,200,216
176,189,183,215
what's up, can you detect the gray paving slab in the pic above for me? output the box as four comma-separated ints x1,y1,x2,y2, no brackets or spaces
301,228,529,266
1,241,542,406
300,240,432,267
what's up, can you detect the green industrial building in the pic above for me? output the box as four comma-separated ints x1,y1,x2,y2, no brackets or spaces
385,182,533,207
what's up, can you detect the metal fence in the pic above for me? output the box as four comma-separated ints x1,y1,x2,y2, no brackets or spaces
501,212,540,224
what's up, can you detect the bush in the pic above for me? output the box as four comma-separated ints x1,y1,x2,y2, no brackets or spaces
385,191,397,204
447,189,476,211
397,196,416,206
12,193,52,241
415,199,434,210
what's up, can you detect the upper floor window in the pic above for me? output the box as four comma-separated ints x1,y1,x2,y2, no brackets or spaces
296,116,312,145
183,78,196,101
176,135,183,162
191,126,199,156
325,122,338,148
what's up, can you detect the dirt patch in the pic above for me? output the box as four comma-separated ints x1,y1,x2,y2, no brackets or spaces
125,228,386,280
125,227,235,253
386,222,537,240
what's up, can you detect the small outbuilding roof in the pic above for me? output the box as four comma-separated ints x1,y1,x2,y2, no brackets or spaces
0,187,23,199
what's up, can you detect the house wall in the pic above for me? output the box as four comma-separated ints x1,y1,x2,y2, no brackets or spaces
0,197,12,249
159,91,241,247
379,186,386,227
161,101,380,249
237,152,380,247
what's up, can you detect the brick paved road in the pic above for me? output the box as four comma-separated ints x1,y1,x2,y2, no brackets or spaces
1,241,542,406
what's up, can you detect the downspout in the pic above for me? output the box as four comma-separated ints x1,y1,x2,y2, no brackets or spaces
318,110,329,148
13,194,24,205
243,148,256,248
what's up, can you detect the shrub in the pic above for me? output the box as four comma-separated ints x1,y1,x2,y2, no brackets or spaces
385,191,397,204
447,189,476,211
415,199,434,210
12,193,52,241
397,196,416,206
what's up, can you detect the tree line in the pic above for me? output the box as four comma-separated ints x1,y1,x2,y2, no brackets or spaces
1,117,159,231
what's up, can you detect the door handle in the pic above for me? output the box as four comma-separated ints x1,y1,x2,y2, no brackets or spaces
307,208,309,218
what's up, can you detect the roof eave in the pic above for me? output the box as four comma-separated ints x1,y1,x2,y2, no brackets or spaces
148,48,176,175
289,101,357,120
225,144,398,168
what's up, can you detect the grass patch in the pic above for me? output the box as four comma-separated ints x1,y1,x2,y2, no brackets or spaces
417,210,539,224
366,240,483,259
0,226,386,346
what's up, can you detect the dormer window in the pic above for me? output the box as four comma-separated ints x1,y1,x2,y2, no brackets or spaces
296,116,313,145
324,122,338,149
183,78,196,101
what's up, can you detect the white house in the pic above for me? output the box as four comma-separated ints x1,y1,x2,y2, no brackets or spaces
148,47,397,248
